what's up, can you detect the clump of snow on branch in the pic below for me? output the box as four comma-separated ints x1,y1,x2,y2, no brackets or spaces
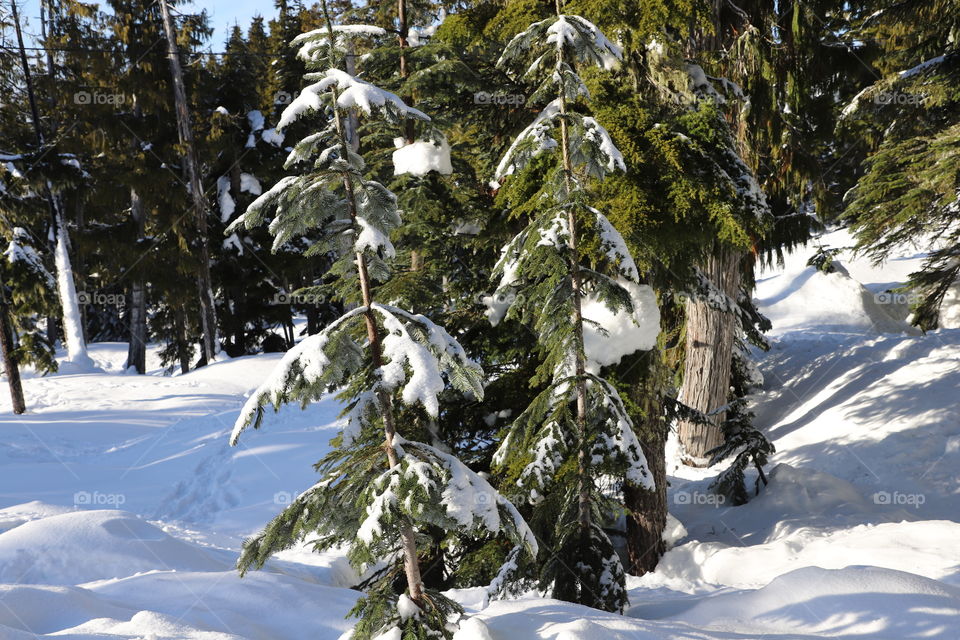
582,280,660,370
495,100,561,177
355,435,537,553
582,118,626,173
355,216,397,258
392,138,453,176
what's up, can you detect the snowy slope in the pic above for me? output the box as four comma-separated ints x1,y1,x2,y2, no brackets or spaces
1,227,959,638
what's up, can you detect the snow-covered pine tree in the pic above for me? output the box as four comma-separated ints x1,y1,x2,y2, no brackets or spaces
486,5,658,613
0,227,59,413
226,3,535,637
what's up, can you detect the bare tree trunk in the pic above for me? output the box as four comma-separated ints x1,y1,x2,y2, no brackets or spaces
175,306,190,375
126,188,147,373
0,291,26,414
159,0,218,364
677,247,741,465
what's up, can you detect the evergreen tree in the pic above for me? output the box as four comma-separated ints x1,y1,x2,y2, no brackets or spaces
486,6,659,612
0,227,59,412
841,0,960,329
226,4,535,637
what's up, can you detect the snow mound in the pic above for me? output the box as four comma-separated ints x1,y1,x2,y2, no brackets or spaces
88,570,358,639
0,500,75,533
756,261,915,335
58,609,242,639
0,583,133,635
646,518,960,591
672,566,960,638
471,599,661,639
0,510,229,584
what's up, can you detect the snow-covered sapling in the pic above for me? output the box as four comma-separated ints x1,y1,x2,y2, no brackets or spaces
226,4,535,638
486,5,659,613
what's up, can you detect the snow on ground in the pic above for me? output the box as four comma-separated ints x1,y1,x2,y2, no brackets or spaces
1,227,959,638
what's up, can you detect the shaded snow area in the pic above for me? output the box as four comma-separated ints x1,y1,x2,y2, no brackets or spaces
2,227,960,638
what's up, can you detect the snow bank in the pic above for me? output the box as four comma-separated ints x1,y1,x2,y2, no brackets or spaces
756,260,914,334
0,510,229,584
669,566,960,638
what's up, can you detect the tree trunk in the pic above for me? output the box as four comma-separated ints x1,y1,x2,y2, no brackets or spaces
126,188,147,373
320,29,426,600
677,247,741,465
53,208,93,368
175,305,190,375
159,0,219,364
625,415,667,573
0,294,26,414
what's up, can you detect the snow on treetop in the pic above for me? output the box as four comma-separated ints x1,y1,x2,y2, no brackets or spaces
278,69,429,131
292,24,387,64
500,14,622,71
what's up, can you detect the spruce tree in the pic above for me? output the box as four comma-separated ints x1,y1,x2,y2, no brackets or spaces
226,4,535,637
487,4,658,613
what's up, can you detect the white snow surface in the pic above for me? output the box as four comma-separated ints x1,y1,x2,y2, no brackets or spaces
2,226,960,637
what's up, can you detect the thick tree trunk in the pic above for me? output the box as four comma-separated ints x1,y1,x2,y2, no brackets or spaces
159,0,219,364
623,352,668,575
678,247,741,465
126,188,147,374
0,295,26,414
625,417,667,573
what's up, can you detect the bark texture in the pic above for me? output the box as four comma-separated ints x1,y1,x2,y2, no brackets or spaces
677,247,741,464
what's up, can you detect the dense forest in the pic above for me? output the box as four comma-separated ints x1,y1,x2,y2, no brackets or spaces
1,0,958,637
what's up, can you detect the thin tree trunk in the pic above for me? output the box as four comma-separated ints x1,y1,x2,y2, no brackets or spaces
553,4,592,545
126,188,147,373
0,291,26,414
321,4,425,599
175,306,190,375
159,0,218,364
677,246,740,465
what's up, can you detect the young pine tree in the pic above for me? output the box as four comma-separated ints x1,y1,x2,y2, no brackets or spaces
226,4,535,638
486,6,658,613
